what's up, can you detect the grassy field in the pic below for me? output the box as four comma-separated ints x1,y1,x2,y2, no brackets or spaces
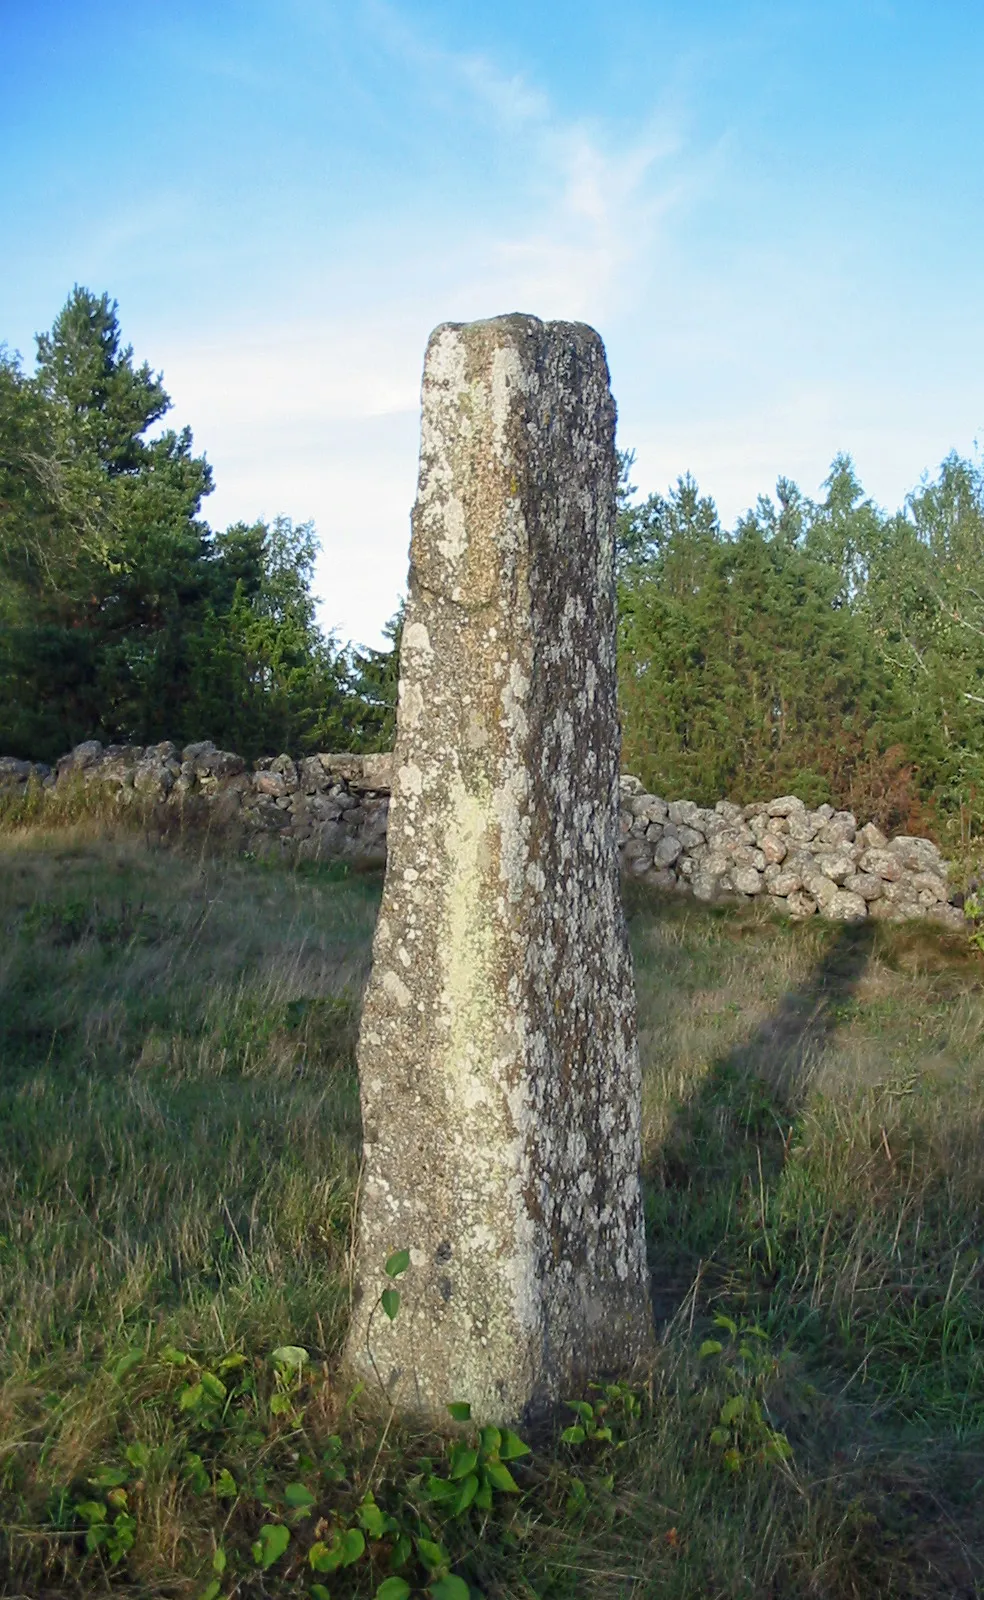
1,821,983,1598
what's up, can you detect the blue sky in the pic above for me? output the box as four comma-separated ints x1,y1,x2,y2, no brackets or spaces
3,0,983,645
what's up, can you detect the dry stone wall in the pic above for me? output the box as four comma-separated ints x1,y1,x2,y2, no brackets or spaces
0,741,394,869
619,777,963,929
0,742,964,927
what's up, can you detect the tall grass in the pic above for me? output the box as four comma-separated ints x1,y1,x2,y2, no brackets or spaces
1,830,983,1597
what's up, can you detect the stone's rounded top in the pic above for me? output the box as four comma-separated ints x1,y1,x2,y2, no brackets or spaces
425,313,609,372
57,739,103,771
430,311,604,340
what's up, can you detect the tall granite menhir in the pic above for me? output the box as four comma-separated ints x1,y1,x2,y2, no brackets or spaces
346,314,653,1421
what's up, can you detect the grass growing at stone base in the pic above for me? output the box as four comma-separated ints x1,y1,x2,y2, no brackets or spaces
1,825,983,1598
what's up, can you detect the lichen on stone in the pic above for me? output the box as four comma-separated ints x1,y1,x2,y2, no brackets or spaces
345,314,653,1423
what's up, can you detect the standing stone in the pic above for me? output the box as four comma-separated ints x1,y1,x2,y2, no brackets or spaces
346,314,653,1422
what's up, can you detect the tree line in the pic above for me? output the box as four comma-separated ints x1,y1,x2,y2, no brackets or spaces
2,288,982,844
616,451,984,841
0,288,398,765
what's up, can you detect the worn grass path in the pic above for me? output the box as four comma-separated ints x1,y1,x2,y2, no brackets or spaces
1,824,983,1597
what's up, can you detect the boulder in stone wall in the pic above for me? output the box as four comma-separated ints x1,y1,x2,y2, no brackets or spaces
768,868,803,898
100,745,144,770
668,799,705,829
801,869,840,910
643,865,678,891
57,740,104,776
268,754,298,791
732,865,764,894
358,753,394,793
880,878,918,905
619,774,646,796
307,794,345,822
653,834,683,868
767,795,807,817
254,771,288,798
747,814,771,842
691,868,720,901
360,797,389,843
619,809,633,838
869,894,924,922
678,855,694,879
866,897,896,920
760,832,787,865
298,756,329,793
0,757,33,784
244,798,292,831
171,766,196,798
786,812,819,844
83,756,129,789
823,889,867,922
715,800,745,822
859,848,903,881
889,836,943,873
644,820,664,842
133,760,175,798
195,749,246,781
629,794,668,823
843,871,883,901
732,843,767,871
339,830,387,870
719,823,756,850
210,784,247,827
926,903,966,930
910,871,948,903
317,753,363,785
815,850,855,885
295,819,347,861
817,819,856,847
675,823,705,849
695,847,731,879
787,890,818,919
857,821,888,850
181,741,215,762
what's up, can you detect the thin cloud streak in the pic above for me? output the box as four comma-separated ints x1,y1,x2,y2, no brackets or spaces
159,26,699,647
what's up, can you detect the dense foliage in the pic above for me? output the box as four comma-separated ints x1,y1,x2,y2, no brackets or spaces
3,287,983,842
0,288,389,763
616,452,984,841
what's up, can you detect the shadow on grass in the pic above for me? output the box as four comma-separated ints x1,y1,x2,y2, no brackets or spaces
647,917,876,1323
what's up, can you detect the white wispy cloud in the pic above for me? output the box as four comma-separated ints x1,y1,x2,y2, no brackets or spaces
153,7,708,646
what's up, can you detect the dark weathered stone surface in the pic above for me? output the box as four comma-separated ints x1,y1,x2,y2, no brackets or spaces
345,314,653,1422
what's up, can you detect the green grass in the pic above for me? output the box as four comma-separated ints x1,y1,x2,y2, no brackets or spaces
1,822,983,1597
